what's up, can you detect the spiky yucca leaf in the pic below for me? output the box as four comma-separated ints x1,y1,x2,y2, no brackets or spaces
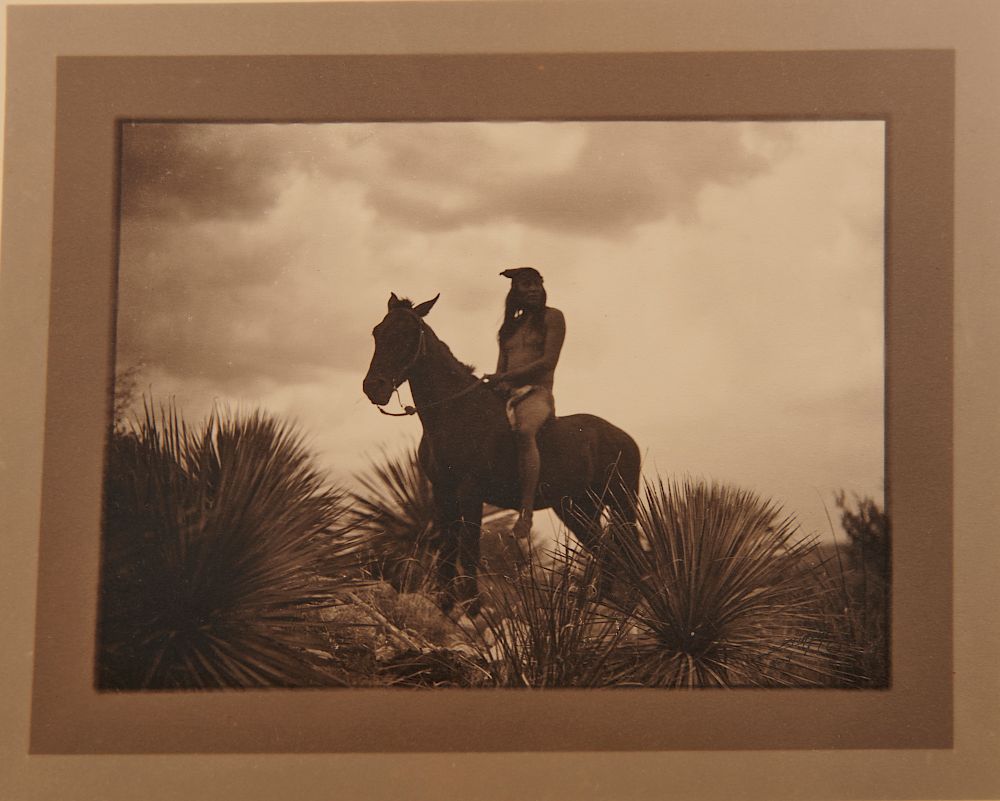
602,479,850,688
97,401,356,689
348,447,441,593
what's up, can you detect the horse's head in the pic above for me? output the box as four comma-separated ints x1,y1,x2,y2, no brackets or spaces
363,292,440,406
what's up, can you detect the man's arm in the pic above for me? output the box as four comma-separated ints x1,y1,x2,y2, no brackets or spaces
483,335,510,385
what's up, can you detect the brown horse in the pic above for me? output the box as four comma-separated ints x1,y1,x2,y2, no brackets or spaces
362,292,640,616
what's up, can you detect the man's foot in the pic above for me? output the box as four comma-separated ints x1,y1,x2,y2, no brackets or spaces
512,513,533,540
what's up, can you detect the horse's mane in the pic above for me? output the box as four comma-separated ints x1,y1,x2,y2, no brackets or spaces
396,297,477,375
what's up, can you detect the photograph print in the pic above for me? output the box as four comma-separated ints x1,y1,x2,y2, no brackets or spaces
99,119,889,690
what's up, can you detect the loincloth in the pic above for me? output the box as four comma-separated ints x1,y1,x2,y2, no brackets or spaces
505,385,555,429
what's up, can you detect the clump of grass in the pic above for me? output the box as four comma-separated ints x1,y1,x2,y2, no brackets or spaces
470,536,634,688
600,479,851,688
97,400,358,689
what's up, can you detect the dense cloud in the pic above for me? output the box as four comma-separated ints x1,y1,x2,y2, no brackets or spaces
121,122,769,234
121,124,286,221
359,123,769,235
116,212,343,389
117,122,773,392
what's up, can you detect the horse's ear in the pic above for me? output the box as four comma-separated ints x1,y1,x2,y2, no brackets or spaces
388,292,402,310
412,293,440,318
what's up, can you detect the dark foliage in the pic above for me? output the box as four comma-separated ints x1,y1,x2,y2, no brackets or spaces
828,491,891,687
97,401,359,689
599,480,854,687
472,539,634,688
348,447,441,593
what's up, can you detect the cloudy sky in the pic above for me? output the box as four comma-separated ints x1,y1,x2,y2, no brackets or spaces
115,120,884,541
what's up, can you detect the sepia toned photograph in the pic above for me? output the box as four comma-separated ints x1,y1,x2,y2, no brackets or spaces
101,119,888,691
5,1,995,796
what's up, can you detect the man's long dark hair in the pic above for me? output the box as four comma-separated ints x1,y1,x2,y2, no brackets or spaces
498,285,548,343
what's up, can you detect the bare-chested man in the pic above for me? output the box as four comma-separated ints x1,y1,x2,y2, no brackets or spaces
483,267,566,540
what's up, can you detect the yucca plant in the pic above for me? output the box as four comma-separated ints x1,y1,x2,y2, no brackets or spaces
470,535,634,688
348,446,441,594
600,479,851,688
97,400,359,689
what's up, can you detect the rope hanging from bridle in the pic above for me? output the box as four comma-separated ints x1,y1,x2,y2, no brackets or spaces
376,323,489,417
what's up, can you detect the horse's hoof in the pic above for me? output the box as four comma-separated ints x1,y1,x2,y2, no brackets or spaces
455,608,489,639
512,515,533,540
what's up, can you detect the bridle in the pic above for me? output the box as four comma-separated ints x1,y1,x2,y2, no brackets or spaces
375,318,486,417
376,323,426,416
390,324,427,393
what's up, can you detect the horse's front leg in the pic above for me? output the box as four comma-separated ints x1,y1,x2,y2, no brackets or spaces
433,490,461,615
455,490,485,617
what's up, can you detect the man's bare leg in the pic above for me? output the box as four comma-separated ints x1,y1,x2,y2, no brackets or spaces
513,432,540,540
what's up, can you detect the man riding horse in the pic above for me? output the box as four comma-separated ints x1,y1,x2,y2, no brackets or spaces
483,267,565,541
362,271,639,615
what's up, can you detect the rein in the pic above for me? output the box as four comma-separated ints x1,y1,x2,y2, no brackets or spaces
376,322,486,417
377,379,485,417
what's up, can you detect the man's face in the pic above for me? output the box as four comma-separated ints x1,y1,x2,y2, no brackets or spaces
514,275,544,308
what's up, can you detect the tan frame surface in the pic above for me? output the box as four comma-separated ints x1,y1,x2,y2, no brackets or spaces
35,48,952,753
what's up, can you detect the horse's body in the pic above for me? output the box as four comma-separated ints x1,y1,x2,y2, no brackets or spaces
417,413,637,521
364,294,640,615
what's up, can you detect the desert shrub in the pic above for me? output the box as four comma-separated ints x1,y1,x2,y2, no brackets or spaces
825,492,891,687
111,363,144,434
600,479,851,688
97,401,359,689
837,491,891,581
348,447,441,594
470,536,633,688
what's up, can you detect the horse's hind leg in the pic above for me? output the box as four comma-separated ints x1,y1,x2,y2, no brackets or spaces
554,495,618,601
601,444,640,525
455,493,484,617
554,495,603,553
